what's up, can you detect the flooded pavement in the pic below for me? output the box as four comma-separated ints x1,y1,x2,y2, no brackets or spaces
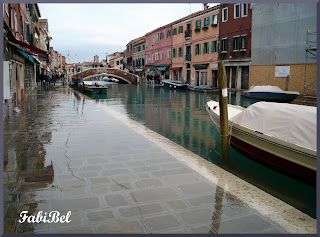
3,85,316,234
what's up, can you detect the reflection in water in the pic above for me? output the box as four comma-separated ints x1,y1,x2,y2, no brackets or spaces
101,84,316,218
209,180,225,234
3,87,56,233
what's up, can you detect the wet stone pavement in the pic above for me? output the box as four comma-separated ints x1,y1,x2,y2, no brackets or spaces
3,85,313,234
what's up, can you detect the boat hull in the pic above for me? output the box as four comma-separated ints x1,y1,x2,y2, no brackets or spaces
187,85,218,92
206,104,316,184
84,85,108,94
243,92,299,103
162,80,187,89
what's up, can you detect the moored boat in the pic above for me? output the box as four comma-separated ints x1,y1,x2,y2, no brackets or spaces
81,83,108,94
243,85,299,103
187,84,218,92
206,100,316,184
161,79,187,89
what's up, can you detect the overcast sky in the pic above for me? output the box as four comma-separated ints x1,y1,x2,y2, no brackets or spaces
38,3,219,63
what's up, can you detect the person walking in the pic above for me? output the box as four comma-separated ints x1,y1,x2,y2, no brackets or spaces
147,74,150,84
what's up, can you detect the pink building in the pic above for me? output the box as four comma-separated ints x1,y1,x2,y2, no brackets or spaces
145,24,172,79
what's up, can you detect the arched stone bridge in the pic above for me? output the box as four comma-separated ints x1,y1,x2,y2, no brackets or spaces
73,68,139,84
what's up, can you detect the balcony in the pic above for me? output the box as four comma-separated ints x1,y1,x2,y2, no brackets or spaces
185,30,192,39
185,54,191,61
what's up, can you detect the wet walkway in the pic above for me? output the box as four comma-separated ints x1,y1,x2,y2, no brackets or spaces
3,85,316,234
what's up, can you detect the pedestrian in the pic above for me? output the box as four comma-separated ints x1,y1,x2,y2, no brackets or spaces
147,74,150,84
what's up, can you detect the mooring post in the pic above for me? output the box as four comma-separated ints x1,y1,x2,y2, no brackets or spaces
218,62,230,160
285,75,290,91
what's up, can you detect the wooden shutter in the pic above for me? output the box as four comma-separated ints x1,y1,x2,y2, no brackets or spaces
232,38,235,50
211,41,214,53
217,14,219,23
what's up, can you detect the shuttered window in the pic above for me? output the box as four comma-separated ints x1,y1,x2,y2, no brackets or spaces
195,44,201,55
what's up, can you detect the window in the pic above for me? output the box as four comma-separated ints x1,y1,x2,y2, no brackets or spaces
173,28,177,35
212,14,219,25
152,53,154,63
242,3,248,17
234,4,240,19
178,47,183,57
172,48,176,58
142,58,145,66
167,30,171,37
160,32,163,40
152,36,154,45
168,47,171,58
142,44,145,50
195,44,201,55
204,17,210,26
202,42,209,54
178,26,183,34
195,20,201,29
241,35,247,50
211,41,218,53
161,49,163,60
221,38,228,52
232,36,241,51
155,33,159,43
222,7,228,22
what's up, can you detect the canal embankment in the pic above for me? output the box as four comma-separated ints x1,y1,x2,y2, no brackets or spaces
3,85,316,234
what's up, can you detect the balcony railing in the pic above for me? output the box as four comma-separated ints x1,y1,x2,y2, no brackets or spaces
185,54,191,61
185,30,192,39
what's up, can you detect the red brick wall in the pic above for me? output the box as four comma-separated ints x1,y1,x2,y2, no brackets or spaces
219,3,252,61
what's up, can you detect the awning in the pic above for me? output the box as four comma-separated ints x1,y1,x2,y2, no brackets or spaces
17,49,35,63
170,67,181,71
193,63,209,69
9,36,49,62
150,65,169,71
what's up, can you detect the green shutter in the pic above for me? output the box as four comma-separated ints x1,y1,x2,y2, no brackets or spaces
202,43,205,54
211,41,214,53
212,15,214,24
195,21,198,28
195,45,197,55
207,43,209,54
238,37,241,50
244,35,247,49
232,38,235,50
199,20,201,28
217,14,219,23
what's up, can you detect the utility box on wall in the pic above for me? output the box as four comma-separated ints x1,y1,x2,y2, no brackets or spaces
3,61,12,101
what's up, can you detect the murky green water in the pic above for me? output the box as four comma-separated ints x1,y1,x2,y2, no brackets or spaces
91,84,316,218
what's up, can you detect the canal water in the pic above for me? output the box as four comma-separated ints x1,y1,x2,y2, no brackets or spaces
89,84,316,218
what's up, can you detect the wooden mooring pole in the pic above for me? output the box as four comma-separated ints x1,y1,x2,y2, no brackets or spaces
218,62,230,160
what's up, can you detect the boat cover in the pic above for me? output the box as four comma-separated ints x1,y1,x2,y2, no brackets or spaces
230,102,317,151
247,85,299,95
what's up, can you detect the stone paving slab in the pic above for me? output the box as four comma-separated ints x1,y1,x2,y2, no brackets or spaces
3,86,316,234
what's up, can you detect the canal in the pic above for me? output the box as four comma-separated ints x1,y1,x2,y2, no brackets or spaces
88,83,316,219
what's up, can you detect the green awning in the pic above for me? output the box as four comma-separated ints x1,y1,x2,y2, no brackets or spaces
17,49,34,63
150,65,169,71
193,63,209,69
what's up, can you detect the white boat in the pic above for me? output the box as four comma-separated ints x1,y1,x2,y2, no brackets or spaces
206,100,317,184
243,85,300,103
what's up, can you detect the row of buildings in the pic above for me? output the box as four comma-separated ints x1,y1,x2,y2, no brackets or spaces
3,3,67,119
119,3,316,96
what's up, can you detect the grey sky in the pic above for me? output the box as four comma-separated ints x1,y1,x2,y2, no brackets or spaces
38,3,218,63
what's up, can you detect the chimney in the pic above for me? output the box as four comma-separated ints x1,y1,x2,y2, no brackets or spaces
203,3,209,10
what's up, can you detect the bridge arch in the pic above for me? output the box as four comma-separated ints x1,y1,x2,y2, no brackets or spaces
72,67,139,84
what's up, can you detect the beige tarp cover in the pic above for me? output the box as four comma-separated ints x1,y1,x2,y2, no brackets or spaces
230,102,317,152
